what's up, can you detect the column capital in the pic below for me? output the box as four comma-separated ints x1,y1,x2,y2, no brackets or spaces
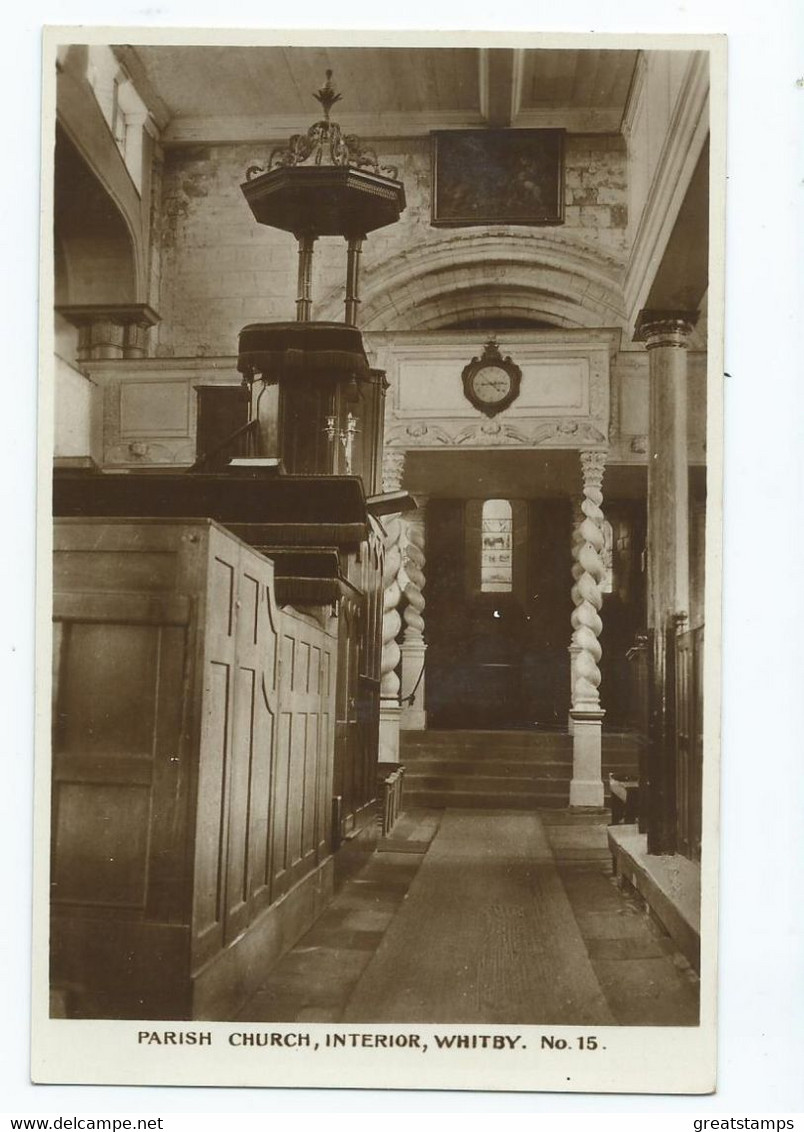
57,303,161,361
579,449,606,491
635,310,698,350
56,302,160,330
382,448,406,493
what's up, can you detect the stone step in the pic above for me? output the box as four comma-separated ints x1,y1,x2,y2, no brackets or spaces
403,759,573,778
398,729,639,812
400,728,642,743
401,732,642,758
403,790,570,810
400,743,573,762
400,751,640,772
401,730,573,749
405,774,571,794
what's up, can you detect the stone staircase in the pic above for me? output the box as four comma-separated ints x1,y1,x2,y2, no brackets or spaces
399,729,642,810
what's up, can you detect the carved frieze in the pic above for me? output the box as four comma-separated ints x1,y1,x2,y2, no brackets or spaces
385,417,607,450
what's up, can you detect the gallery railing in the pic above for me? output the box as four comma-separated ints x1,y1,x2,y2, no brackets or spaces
675,622,704,862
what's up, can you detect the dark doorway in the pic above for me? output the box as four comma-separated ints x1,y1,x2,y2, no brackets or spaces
426,497,573,729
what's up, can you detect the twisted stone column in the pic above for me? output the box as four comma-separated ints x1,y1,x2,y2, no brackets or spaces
378,449,405,762
380,515,404,702
572,451,606,711
570,450,607,808
400,495,428,730
568,497,584,731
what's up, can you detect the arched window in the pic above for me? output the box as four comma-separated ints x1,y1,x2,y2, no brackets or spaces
480,499,513,592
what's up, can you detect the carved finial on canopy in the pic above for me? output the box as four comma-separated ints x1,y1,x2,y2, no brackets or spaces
313,70,342,121
245,70,399,181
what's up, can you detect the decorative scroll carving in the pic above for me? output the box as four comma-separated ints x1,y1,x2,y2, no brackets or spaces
104,439,195,466
571,451,607,710
385,418,607,450
455,419,532,446
245,71,399,182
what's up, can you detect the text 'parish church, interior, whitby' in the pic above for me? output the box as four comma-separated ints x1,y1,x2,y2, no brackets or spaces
49,41,714,1026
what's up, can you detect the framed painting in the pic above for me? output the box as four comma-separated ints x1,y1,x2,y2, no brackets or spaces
431,128,564,226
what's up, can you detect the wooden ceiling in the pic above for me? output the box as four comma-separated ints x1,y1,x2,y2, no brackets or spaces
116,46,640,143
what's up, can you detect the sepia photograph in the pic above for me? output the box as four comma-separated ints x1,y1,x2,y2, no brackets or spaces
33,28,725,1094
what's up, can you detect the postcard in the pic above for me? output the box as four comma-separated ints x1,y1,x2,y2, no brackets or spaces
33,26,725,1094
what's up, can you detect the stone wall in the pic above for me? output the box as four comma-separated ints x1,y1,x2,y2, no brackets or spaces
155,133,628,357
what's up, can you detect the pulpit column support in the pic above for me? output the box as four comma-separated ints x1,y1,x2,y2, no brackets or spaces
344,236,364,326
295,235,316,321
400,494,428,730
569,450,607,808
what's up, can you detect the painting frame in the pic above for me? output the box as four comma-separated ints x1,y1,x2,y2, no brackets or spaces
431,128,565,227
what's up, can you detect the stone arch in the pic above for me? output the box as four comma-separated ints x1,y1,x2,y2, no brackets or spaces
318,231,626,331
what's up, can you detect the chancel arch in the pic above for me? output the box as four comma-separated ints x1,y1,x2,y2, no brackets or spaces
318,231,626,332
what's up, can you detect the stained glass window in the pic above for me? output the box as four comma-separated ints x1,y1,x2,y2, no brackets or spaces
481,499,513,592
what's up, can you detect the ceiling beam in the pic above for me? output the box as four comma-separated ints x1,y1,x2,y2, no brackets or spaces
161,110,488,146
479,48,516,127
160,106,624,146
510,49,527,122
112,46,173,132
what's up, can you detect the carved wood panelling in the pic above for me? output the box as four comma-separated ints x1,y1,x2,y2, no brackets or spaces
271,611,335,896
87,359,240,468
51,518,336,1014
52,590,191,917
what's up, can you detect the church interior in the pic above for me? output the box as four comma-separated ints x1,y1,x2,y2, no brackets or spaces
49,41,712,1024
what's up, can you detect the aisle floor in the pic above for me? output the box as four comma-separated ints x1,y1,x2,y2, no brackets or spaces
236,809,699,1027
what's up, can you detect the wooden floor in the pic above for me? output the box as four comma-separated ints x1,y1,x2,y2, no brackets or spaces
238,809,699,1027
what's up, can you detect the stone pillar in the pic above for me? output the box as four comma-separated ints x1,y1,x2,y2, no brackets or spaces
378,449,406,762
400,494,428,730
636,311,697,853
569,450,607,807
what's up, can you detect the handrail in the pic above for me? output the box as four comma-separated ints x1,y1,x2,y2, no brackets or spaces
188,418,260,472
